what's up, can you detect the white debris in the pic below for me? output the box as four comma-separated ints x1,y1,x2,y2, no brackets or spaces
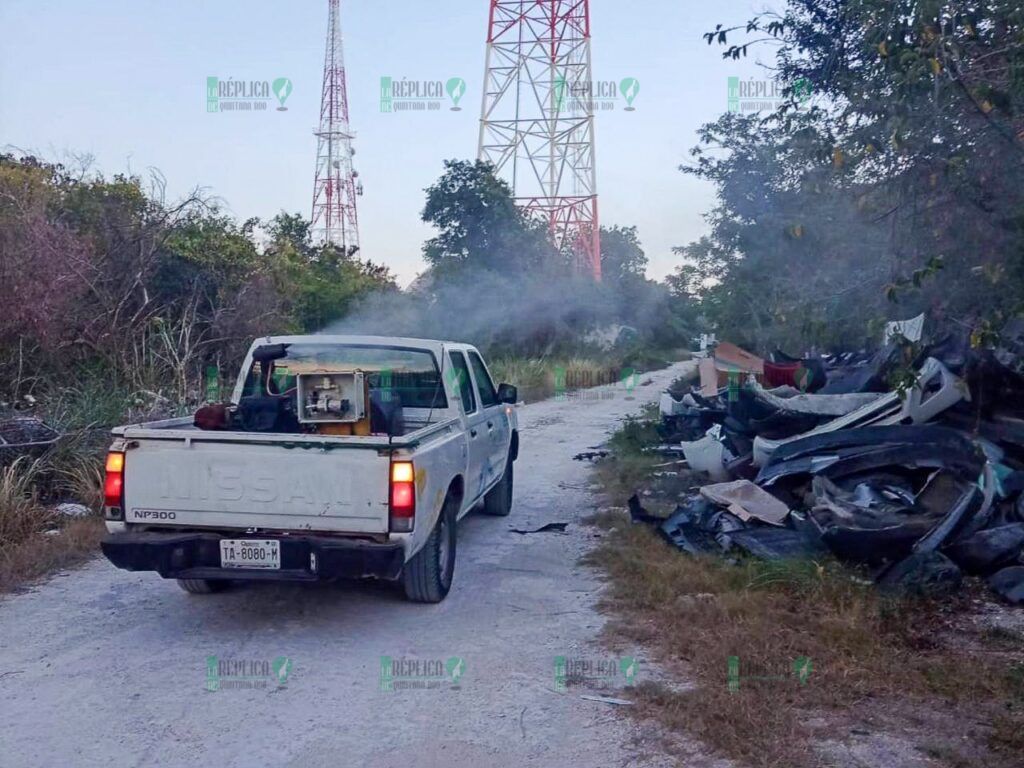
56,503,91,518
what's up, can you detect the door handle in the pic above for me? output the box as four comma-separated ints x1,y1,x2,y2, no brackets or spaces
487,421,494,429
470,429,478,438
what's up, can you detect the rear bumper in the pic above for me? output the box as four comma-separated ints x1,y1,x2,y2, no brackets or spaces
101,531,405,582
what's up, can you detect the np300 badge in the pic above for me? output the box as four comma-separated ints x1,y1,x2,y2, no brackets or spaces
133,510,177,520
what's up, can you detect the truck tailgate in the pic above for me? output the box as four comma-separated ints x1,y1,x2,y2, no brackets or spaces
122,440,390,534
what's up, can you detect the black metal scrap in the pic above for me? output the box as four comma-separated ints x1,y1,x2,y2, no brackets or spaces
761,424,982,470
722,528,828,560
757,432,986,488
0,417,62,464
945,524,1024,575
988,566,1024,604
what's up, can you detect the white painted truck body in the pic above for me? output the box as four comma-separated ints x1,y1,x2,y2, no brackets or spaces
103,335,518,580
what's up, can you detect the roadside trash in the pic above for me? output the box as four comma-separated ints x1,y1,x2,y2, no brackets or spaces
0,417,61,464
680,427,731,482
988,566,1024,604
574,451,609,461
884,313,925,344
626,322,1024,604
56,503,91,518
700,479,789,525
510,523,569,534
945,524,1024,574
628,494,664,525
725,526,828,560
579,694,633,706
878,551,963,598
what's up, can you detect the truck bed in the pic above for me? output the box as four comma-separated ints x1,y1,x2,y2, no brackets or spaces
113,416,460,535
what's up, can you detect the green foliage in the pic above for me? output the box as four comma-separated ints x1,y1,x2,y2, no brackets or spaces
0,154,394,403
421,159,562,276
679,1,1024,351
609,406,661,457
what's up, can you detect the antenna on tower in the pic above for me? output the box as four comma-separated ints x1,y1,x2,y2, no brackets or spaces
312,0,360,256
478,0,601,280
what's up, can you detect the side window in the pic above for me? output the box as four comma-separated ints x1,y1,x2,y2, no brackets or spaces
449,352,476,414
468,352,498,408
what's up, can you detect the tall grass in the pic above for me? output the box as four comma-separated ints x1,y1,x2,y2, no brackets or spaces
489,356,636,402
0,458,51,550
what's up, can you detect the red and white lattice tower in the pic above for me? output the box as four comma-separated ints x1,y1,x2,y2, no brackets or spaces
312,0,361,254
478,0,601,279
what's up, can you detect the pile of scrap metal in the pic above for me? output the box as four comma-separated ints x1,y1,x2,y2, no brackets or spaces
644,323,1024,603
0,417,62,465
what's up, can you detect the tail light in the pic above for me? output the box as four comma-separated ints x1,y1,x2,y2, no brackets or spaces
389,461,415,532
104,451,125,517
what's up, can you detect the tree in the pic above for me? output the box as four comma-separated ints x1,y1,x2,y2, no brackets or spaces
421,160,561,276
265,212,397,332
0,153,397,400
678,1,1024,351
600,225,648,288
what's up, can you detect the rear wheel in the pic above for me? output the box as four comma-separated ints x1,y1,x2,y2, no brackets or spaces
482,459,513,517
177,578,230,595
402,494,457,603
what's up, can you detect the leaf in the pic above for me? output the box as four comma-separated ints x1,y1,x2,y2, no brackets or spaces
878,41,889,57
930,58,942,75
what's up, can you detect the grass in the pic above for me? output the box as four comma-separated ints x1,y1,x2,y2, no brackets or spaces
0,517,105,592
0,376,145,593
585,409,1024,768
0,458,51,549
0,454,106,593
489,348,686,403
489,356,629,403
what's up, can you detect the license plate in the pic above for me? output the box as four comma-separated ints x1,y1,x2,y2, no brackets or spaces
219,539,280,570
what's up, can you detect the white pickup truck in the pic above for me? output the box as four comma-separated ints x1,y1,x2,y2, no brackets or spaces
100,335,519,603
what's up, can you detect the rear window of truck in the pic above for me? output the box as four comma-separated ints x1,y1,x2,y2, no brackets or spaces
241,344,447,409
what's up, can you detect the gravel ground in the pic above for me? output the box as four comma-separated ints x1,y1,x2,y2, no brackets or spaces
0,361,694,768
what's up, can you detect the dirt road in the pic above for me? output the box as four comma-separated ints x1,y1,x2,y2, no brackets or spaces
0,362,693,768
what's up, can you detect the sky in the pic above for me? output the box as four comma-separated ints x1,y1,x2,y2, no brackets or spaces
0,0,779,286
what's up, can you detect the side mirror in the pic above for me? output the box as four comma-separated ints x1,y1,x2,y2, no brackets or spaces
497,383,518,404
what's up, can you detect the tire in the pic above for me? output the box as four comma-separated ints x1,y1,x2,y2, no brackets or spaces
482,459,514,517
402,494,457,603
177,578,230,595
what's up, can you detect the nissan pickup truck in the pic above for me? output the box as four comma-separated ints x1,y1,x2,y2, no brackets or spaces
100,335,519,603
